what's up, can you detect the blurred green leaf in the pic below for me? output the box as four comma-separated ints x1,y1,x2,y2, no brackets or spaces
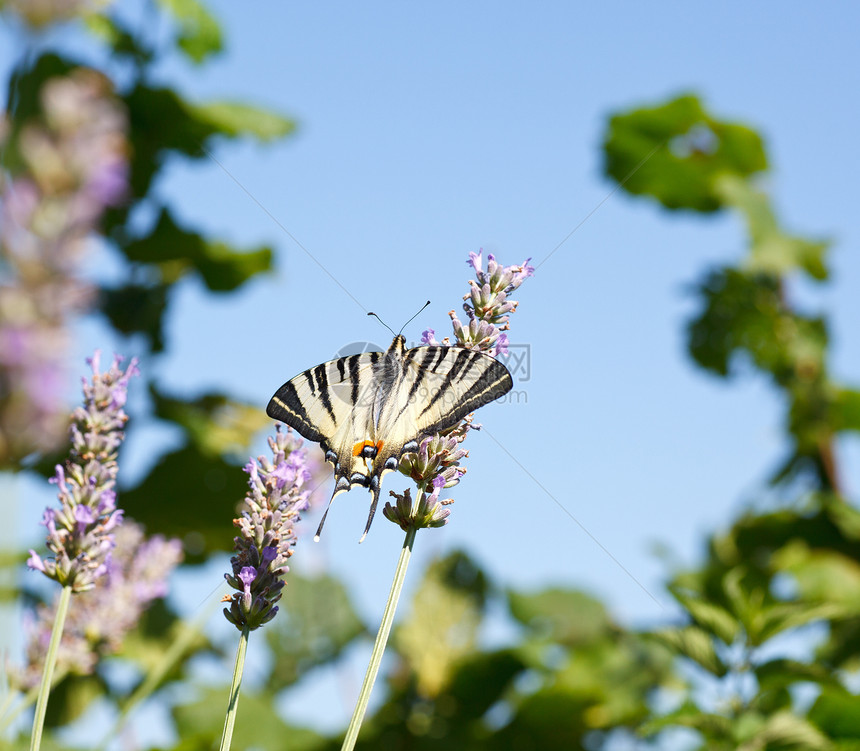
187,100,296,141
151,386,270,459
447,649,527,724
123,208,273,292
266,571,365,689
157,0,223,63
491,687,590,750
603,93,767,213
651,626,727,676
810,690,860,740
508,588,609,646
670,586,740,644
640,701,733,739
396,552,488,697
687,267,827,384
755,658,840,694
121,83,294,201
100,282,169,352
120,444,246,556
173,687,324,750
717,175,829,280
834,388,860,433
737,710,831,751
773,541,860,610
44,673,105,729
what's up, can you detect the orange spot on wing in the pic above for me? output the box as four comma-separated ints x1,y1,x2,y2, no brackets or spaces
352,440,376,456
376,440,384,452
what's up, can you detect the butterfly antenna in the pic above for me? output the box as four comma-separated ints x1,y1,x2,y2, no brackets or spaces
367,311,396,337
397,300,431,337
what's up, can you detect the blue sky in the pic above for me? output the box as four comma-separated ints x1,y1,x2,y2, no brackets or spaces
4,0,860,734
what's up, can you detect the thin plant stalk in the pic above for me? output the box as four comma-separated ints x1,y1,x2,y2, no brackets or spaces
341,526,417,751
219,626,250,751
29,584,71,751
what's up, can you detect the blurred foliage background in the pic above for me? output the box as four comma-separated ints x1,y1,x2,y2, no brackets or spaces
2,2,860,750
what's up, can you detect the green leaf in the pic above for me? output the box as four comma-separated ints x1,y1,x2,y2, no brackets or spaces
122,207,273,292
150,386,271,459
687,267,827,384
100,282,169,352
716,175,830,280
507,588,609,646
755,601,846,644
44,674,105,728
173,687,324,751
187,100,296,142
640,701,733,739
833,388,860,433
396,551,489,696
265,571,365,689
810,690,860,739
120,444,247,557
773,541,860,611
755,658,840,694
157,0,223,63
446,649,527,722
490,687,590,750
651,626,727,676
737,710,832,751
603,93,767,213
121,84,294,200
670,586,740,644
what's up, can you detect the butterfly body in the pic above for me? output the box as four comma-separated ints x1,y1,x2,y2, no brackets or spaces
267,335,512,540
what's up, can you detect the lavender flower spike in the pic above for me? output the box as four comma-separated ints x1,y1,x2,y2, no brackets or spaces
453,249,534,356
14,521,182,690
28,352,138,593
224,425,311,631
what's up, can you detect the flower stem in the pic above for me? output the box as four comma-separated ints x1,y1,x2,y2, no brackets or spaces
219,626,250,751
29,584,71,751
341,527,417,751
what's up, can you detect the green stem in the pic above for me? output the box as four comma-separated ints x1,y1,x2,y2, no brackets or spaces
341,526,417,751
29,584,72,751
218,626,250,751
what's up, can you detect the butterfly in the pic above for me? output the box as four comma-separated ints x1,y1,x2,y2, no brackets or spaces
266,335,513,541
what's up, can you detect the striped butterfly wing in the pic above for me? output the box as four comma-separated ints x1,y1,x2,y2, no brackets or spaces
374,344,514,461
267,350,383,491
266,337,513,541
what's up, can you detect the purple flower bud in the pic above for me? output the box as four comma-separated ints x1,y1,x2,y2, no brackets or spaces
14,521,182,691
224,425,309,631
28,352,137,592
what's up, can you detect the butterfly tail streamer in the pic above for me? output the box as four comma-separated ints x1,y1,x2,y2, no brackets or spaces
358,476,382,544
314,493,336,542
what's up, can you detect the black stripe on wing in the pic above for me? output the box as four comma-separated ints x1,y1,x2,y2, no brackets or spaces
266,381,325,443
419,352,513,433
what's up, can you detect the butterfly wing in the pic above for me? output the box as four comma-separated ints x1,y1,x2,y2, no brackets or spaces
266,351,384,496
373,344,513,468
267,339,513,541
